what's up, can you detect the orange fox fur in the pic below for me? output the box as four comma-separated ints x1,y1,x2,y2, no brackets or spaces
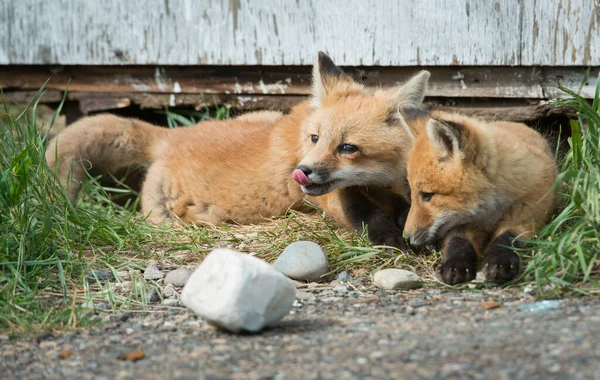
403,111,558,284
46,52,430,246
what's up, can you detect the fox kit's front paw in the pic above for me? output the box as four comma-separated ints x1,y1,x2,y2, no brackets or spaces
439,235,477,285
440,257,477,285
483,251,520,284
483,231,522,284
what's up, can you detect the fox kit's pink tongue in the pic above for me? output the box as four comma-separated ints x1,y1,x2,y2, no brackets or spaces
292,169,313,186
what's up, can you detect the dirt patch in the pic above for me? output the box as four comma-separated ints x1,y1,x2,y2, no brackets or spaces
3,283,599,379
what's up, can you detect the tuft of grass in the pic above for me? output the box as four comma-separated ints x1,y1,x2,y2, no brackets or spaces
0,85,153,333
158,104,230,129
522,72,600,295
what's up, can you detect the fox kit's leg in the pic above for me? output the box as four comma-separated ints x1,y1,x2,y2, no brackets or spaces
482,191,556,283
140,162,172,224
482,229,523,284
439,229,489,285
311,187,410,250
141,161,231,226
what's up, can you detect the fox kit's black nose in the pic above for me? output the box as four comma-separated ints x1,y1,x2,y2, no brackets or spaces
296,165,313,176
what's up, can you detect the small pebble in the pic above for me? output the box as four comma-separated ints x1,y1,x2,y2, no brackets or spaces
144,262,163,281
333,286,348,293
163,321,176,329
85,270,116,284
164,268,192,287
146,287,162,303
336,271,353,282
373,269,422,290
518,300,561,313
162,285,179,299
296,291,316,300
273,241,328,282
162,298,179,306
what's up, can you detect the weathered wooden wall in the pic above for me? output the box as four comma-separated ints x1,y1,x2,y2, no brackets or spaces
1,0,598,66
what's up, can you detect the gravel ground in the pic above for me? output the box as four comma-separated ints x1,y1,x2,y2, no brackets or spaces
2,281,600,380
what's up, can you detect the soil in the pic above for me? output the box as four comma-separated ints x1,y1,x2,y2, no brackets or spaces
2,281,599,380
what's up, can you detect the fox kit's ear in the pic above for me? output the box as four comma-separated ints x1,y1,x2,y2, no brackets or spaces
392,70,430,108
426,119,462,161
311,51,357,106
383,71,430,138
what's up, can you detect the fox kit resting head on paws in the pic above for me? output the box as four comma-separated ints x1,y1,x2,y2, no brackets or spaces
403,113,558,284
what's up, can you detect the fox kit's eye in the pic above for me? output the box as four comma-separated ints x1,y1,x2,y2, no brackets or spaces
310,134,319,143
338,144,359,154
421,192,434,202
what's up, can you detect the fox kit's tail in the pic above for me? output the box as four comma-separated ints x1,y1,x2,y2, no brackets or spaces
45,114,168,202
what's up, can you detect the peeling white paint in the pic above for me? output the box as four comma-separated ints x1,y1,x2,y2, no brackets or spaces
1,0,597,66
155,67,170,92
237,96,258,106
257,80,288,94
131,83,152,91
173,81,182,93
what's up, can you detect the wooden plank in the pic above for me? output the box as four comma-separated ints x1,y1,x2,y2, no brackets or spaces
2,0,523,66
521,0,600,65
1,66,597,100
3,0,598,66
1,89,575,123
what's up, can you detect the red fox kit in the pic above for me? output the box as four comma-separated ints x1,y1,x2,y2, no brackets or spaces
404,112,558,284
46,52,429,247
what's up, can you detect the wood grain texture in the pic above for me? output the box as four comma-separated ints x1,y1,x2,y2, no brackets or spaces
1,0,596,66
1,65,596,99
521,0,600,65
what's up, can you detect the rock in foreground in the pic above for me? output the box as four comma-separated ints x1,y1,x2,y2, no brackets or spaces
274,241,328,282
373,269,422,290
181,249,296,333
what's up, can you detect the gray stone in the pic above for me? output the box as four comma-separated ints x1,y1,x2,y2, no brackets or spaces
181,248,296,333
333,285,349,293
164,268,191,287
144,262,163,280
146,287,162,303
85,270,115,284
273,241,328,282
162,284,179,299
336,271,353,282
162,298,179,306
373,269,422,290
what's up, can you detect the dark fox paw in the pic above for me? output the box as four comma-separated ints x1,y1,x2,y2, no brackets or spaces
369,229,409,252
439,258,477,285
483,251,520,284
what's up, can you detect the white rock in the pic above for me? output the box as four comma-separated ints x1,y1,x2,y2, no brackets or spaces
144,262,163,280
181,248,296,333
273,241,328,282
164,268,191,287
373,269,422,290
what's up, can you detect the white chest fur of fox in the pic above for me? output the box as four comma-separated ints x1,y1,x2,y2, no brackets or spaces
45,52,430,249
